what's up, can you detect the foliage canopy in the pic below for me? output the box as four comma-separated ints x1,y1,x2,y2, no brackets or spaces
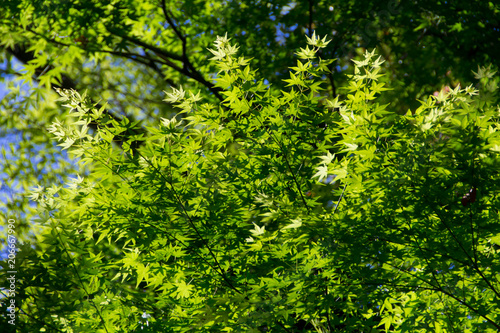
1,1,500,332
1,0,499,224
3,31,500,332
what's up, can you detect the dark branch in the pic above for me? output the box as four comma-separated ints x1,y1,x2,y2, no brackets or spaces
308,0,314,37
159,0,224,101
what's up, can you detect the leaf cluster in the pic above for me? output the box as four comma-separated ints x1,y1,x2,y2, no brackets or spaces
3,34,500,332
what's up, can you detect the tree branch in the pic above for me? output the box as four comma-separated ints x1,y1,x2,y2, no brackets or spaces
308,0,314,37
160,0,224,101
